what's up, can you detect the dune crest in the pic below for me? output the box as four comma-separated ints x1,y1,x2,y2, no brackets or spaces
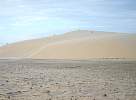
0,30,136,59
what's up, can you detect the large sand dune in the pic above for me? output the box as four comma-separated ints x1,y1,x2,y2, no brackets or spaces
0,30,136,59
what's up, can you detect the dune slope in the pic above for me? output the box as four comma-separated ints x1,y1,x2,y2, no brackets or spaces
0,30,136,59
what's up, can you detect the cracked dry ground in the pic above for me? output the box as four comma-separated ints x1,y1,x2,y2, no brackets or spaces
0,59,136,100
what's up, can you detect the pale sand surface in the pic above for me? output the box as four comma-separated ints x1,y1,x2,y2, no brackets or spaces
0,30,136,59
0,59,136,100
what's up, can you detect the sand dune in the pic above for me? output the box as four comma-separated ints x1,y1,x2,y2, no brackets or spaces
0,30,136,59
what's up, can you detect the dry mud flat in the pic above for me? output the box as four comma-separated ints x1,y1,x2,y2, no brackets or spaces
0,59,136,100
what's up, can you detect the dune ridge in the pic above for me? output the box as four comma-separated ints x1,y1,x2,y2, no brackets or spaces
0,30,136,59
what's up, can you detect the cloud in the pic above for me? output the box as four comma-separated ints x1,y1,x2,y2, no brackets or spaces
11,16,49,26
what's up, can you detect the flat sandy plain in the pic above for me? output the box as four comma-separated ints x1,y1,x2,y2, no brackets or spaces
0,59,136,100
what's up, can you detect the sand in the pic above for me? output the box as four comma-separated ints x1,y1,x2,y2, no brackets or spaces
0,59,136,100
0,30,136,100
0,30,136,59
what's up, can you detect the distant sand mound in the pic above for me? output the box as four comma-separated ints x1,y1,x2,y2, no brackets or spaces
0,30,136,59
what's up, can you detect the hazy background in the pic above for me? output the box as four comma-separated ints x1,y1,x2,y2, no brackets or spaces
0,0,136,45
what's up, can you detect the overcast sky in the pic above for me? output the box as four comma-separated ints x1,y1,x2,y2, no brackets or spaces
0,0,136,45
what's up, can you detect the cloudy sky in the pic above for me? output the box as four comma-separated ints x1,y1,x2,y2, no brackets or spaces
0,0,136,45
